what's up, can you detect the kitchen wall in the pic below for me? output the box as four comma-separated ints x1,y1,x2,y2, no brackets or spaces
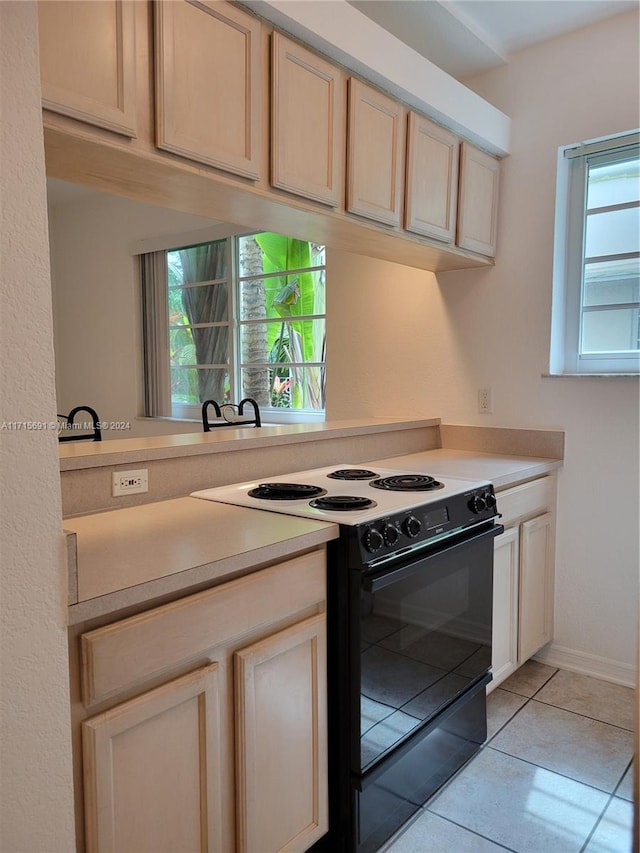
0,2,75,849
330,10,640,681
325,252,441,416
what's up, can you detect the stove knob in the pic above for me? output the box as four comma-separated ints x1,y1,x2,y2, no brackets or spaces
382,523,399,547
363,526,384,553
484,491,497,510
469,494,487,513
402,515,422,538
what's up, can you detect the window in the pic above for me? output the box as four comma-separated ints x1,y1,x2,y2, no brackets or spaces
143,232,326,422
550,131,640,374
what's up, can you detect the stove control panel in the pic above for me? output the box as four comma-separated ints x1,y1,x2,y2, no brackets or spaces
353,484,499,565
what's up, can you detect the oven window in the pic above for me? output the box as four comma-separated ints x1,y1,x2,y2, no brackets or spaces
358,536,493,771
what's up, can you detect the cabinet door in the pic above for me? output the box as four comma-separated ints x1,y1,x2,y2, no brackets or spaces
405,112,459,243
519,512,554,662
271,33,345,206
347,78,404,226
82,664,227,853
490,527,520,691
235,613,328,853
38,0,137,136
457,142,500,256
154,0,262,179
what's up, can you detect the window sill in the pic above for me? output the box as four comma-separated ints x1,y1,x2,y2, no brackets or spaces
542,372,640,379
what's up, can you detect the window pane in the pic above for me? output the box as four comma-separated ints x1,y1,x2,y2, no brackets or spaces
171,367,229,405
241,366,325,410
239,319,326,365
237,233,325,278
581,308,640,353
168,282,228,325
587,159,640,209
239,270,325,319
583,258,640,307
169,327,229,363
168,241,228,284
584,206,639,258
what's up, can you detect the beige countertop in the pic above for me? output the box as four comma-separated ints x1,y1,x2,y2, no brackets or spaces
65,497,338,624
372,449,562,489
59,416,439,471
65,446,562,626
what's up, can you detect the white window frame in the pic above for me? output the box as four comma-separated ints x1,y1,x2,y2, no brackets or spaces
550,130,640,375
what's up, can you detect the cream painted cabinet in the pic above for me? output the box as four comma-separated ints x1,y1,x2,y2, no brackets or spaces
490,476,556,691
405,112,459,243
271,33,346,206
154,0,263,179
76,550,327,851
235,614,328,853
491,527,520,687
347,78,405,226
82,664,225,852
457,142,500,257
519,512,554,661
38,0,137,136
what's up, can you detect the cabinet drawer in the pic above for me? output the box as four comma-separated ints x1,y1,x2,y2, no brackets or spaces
81,549,325,707
497,476,555,528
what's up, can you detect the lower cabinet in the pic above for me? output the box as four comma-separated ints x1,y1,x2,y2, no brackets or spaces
83,664,225,852
74,549,328,852
490,475,557,691
235,615,327,853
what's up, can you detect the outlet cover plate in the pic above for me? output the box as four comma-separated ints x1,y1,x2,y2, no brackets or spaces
112,469,148,496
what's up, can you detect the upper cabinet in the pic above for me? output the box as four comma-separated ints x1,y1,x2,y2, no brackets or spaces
38,0,137,137
154,0,263,180
271,33,346,206
405,112,459,243
457,142,500,257
347,79,405,227
39,1,503,272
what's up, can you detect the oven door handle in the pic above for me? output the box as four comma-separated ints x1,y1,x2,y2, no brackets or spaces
362,523,504,592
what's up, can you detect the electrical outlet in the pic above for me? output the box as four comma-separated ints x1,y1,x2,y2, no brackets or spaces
112,469,148,496
478,388,492,414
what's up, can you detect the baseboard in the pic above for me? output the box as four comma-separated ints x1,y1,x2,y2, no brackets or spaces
534,643,636,688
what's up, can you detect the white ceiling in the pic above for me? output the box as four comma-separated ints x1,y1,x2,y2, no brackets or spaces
348,0,638,80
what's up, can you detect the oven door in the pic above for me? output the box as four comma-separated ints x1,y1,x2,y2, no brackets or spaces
355,523,502,774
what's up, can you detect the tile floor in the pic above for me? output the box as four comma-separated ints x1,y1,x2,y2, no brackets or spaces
381,662,635,853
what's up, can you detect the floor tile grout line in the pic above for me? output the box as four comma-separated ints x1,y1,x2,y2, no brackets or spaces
485,743,631,797
612,757,634,800
485,694,532,745
419,810,519,852
528,696,635,732
578,787,621,853
496,665,558,701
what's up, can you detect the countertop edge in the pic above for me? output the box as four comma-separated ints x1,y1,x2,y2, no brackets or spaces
491,459,562,488
67,523,338,625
